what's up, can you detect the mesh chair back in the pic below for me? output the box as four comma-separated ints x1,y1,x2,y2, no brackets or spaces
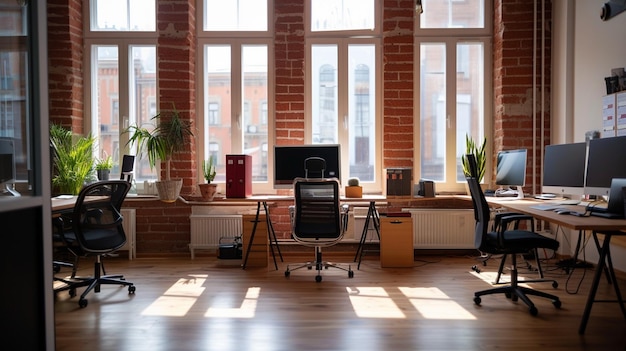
72,180,131,253
465,154,491,251
292,178,342,241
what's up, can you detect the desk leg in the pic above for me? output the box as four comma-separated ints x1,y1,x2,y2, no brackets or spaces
579,232,614,334
355,201,380,269
263,201,282,270
242,202,261,270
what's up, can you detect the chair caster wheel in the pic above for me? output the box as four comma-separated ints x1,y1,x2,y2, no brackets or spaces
505,292,512,299
348,271,354,278
315,275,322,283
529,306,538,316
472,265,481,273
284,270,290,277
553,300,562,308
128,285,136,294
78,298,88,308
552,281,558,288
473,296,481,305
69,288,76,298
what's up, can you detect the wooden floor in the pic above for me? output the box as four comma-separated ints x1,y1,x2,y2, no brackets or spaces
54,253,626,351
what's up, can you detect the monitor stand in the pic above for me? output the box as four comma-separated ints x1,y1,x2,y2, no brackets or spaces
1,183,21,197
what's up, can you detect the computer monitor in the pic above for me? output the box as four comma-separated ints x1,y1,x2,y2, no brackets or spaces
495,149,527,198
542,142,587,198
273,144,341,189
585,135,626,197
0,138,20,196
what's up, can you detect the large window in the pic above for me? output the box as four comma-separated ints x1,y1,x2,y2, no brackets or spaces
416,0,491,192
307,1,381,188
85,1,157,184
200,1,271,190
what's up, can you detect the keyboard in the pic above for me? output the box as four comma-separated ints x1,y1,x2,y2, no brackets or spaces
557,199,580,205
530,204,561,211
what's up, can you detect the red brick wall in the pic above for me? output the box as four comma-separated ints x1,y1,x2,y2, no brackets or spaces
493,0,552,192
47,0,552,255
383,0,415,168
47,0,83,132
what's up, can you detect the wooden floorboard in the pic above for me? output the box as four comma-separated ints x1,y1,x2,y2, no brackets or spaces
54,254,626,351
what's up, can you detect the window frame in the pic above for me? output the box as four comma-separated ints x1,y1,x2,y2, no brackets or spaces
414,2,493,193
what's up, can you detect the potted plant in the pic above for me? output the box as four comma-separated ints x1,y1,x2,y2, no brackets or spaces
198,155,218,201
95,153,114,181
126,104,194,202
461,134,486,182
345,177,362,198
50,124,97,195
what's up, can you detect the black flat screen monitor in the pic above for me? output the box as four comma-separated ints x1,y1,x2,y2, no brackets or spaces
0,138,18,196
495,149,527,188
585,135,626,197
274,144,341,189
542,142,587,198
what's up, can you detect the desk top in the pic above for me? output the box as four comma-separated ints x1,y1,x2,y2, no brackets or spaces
486,198,626,231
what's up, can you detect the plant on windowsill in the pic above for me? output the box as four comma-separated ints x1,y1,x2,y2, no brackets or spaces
461,134,486,193
125,104,194,203
345,177,362,198
95,152,114,181
198,155,218,201
50,124,97,195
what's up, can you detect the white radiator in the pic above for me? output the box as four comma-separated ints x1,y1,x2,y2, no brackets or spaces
408,209,475,249
120,208,136,260
189,214,242,259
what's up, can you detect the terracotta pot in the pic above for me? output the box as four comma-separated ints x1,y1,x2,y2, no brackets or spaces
345,185,362,198
198,183,218,201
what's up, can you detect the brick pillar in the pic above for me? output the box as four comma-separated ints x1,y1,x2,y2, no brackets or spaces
157,0,197,195
47,0,83,133
493,0,551,191
274,1,306,145
382,0,415,169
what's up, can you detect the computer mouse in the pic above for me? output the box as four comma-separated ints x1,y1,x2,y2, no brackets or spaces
556,210,570,215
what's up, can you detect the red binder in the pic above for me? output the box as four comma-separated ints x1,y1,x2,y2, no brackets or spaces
226,154,252,198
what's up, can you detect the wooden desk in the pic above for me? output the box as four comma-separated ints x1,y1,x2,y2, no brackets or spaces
486,198,626,334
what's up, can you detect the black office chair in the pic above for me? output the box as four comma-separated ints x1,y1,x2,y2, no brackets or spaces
284,177,354,282
54,180,136,307
465,154,561,315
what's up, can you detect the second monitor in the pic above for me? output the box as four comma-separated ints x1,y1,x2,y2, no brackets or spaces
495,148,527,199
542,142,587,199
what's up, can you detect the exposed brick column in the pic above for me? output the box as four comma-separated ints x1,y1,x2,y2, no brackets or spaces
493,0,551,191
382,0,415,168
157,0,197,194
47,0,83,133
274,1,306,145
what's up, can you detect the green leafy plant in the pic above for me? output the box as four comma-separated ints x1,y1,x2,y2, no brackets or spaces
125,104,194,181
202,156,217,183
461,134,486,182
50,124,96,195
95,153,114,171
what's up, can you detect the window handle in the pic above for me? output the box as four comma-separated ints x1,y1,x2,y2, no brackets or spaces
343,115,348,130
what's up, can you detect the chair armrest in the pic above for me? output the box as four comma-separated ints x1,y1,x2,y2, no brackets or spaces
496,213,535,232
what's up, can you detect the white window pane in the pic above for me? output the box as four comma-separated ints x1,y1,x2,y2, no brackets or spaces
92,0,155,31
420,0,484,29
311,45,338,144
205,46,232,182
93,46,120,176
205,0,267,31
311,0,375,31
130,46,157,181
455,42,484,182
348,44,375,182
420,43,446,181
242,45,268,182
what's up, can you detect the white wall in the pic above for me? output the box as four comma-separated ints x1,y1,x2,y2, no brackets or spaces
553,0,626,270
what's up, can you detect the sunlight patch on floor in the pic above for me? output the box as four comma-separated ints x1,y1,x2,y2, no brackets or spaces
346,287,406,318
399,287,476,320
141,275,207,316
205,287,260,318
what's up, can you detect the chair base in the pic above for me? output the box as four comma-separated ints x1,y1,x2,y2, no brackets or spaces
54,259,135,308
473,262,561,315
284,247,354,282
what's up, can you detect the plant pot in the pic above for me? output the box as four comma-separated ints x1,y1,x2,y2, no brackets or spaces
155,179,183,203
97,169,110,181
345,185,362,198
198,183,218,201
